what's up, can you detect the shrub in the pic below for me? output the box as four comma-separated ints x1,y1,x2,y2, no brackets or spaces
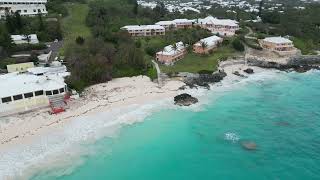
12,43,47,52
232,38,245,52
198,70,213,74
76,36,85,45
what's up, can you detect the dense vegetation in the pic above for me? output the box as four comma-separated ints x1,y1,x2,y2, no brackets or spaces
65,0,159,91
249,3,320,54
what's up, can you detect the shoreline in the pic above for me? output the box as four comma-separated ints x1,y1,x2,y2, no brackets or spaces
0,62,301,179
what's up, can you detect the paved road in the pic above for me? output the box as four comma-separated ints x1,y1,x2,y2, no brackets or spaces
45,40,64,61
151,60,163,87
244,26,257,40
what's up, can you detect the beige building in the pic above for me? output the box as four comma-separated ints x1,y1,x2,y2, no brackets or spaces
193,35,223,54
156,42,187,65
121,25,165,37
259,37,299,56
7,62,35,73
197,16,239,37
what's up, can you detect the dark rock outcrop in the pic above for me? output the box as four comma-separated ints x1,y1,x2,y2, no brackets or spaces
233,71,246,77
247,55,320,73
183,71,227,88
241,141,257,151
244,68,254,74
174,93,199,106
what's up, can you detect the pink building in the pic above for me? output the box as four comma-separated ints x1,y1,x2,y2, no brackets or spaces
193,35,223,54
172,19,193,29
156,42,187,65
197,16,239,37
155,21,177,30
121,25,165,37
259,37,299,56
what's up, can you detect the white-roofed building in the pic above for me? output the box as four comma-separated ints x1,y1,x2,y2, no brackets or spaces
197,16,239,37
259,36,299,56
11,34,39,44
0,63,70,116
172,19,193,29
121,25,165,37
156,42,187,65
193,35,223,54
155,21,177,30
0,0,47,19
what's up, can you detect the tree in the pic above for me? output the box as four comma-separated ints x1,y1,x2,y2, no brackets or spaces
38,14,45,31
29,51,39,65
172,43,178,52
258,0,264,17
133,0,138,15
76,36,85,45
232,38,245,52
14,11,23,32
201,41,208,53
0,26,13,54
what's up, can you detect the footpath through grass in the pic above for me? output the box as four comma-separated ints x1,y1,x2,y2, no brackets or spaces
160,46,239,74
60,3,91,55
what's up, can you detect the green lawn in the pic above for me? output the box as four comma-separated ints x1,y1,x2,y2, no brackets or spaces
160,46,239,74
292,37,318,55
60,3,91,55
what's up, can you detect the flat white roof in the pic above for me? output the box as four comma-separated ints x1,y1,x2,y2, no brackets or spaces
121,25,164,31
263,37,292,44
157,42,186,56
155,21,176,26
0,72,66,98
0,0,47,3
194,35,223,47
11,34,38,41
198,16,239,27
173,19,193,23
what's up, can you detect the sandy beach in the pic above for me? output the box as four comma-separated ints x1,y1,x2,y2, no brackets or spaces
0,62,268,179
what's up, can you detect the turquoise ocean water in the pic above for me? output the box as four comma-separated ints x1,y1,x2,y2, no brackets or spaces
31,71,320,180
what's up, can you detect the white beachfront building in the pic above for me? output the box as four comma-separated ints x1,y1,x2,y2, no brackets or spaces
156,41,187,65
0,0,48,19
0,62,70,117
11,34,39,44
193,35,223,54
121,25,165,37
197,16,240,37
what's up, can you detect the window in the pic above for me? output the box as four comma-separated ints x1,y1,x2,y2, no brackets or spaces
2,97,12,103
53,90,59,95
59,88,65,93
35,91,44,96
13,94,23,101
46,91,52,96
24,10,27,13
24,92,34,98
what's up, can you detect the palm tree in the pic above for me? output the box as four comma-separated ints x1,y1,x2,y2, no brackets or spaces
172,43,178,52
201,41,208,54
151,29,156,36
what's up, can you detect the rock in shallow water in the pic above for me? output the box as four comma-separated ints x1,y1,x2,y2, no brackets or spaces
276,121,291,126
241,141,257,150
174,93,199,106
244,68,254,74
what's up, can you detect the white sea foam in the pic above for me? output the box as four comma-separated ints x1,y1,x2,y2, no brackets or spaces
0,99,171,179
224,132,240,143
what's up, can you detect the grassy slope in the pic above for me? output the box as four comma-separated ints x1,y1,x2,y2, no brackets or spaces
60,3,91,55
160,46,239,74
